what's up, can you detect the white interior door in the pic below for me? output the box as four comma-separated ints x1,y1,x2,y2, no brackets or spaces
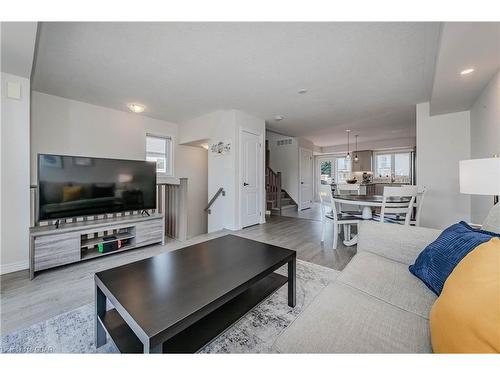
299,148,313,210
241,131,261,228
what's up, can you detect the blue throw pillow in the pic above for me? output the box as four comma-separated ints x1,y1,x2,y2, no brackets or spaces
409,221,500,295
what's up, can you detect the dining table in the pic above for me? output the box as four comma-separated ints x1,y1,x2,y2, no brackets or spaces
330,194,413,246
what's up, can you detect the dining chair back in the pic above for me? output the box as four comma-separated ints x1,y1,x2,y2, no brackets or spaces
380,185,418,226
337,184,362,215
319,185,360,249
319,184,332,217
412,186,427,227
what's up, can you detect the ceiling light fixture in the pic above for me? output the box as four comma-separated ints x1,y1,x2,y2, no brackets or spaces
354,135,359,162
298,89,308,94
127,103,146,113
460,68,475,75
274,115,285,121
345,129,351,161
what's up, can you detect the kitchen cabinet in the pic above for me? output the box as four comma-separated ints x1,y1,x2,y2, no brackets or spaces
365,184,376,195
374,183,404,195
352,150,372,172
336,184,375,195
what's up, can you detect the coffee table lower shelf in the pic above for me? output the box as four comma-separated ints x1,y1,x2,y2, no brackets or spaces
98,272,288,353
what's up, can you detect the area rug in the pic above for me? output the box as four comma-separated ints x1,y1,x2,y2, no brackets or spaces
1,260,340,353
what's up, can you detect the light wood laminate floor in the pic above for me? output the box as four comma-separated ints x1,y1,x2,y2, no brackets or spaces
0,215,356,336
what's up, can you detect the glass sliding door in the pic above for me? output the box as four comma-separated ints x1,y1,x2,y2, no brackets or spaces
316,155,352,200
319,159,333,185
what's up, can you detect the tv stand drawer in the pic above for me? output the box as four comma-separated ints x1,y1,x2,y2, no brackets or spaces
34,233,80,271
135,219,164,245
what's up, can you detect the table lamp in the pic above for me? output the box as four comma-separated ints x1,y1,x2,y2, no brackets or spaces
459,157,500,204
459,157,500,232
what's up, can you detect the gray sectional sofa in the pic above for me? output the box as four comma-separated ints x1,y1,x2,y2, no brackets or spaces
273,221,442,353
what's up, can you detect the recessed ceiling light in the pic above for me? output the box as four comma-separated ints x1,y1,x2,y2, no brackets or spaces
127,103,146,113
298,89,308,94
460,68,475,75
274,115,285,121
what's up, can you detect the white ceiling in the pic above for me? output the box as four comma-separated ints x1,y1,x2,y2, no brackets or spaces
32,22,442,147
1,22,38,78
430,22,500,115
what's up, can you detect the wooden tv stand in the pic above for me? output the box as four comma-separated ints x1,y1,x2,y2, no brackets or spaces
29,213,164,279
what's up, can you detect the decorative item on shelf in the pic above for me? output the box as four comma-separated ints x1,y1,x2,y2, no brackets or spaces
362,172,372,183
354,135,359,162
346,177,358,184
345,130,351,160
210,141,231,155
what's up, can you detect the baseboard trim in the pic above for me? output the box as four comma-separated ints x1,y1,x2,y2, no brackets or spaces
0,260,29,275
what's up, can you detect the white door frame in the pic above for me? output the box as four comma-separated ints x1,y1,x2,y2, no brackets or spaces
314,152,351,201
298,147,313,210
239,128,265,229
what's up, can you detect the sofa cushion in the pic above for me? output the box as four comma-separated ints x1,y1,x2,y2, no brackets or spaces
430,238,500,353
338,252,436,319
409,221,499,295
273,282,432,353
357,222,441,265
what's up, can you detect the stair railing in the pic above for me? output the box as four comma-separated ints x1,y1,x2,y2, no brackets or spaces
205,187,226,214
266,166,282,214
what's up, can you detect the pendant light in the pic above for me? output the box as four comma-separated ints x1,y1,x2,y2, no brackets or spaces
345,129,351,160
354,135,359,162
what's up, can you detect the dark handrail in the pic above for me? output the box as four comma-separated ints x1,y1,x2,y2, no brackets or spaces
205,187,225,214
266,166,282,214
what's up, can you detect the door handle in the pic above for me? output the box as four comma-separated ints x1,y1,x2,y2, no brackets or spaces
243,182,249,186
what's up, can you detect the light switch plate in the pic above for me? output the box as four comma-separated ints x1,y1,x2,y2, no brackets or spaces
7,82,21,99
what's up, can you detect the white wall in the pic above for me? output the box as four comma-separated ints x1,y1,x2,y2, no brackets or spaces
181,110,265,232
266,131,316,206
183,110,237,233
416,102,471,229
176,146,208,238
470,71,500,224
1,73,31,273
320,137,416,154
31,91,207,239
266,131,299,203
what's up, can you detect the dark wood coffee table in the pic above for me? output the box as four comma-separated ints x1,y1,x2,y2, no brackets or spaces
94,234,296,353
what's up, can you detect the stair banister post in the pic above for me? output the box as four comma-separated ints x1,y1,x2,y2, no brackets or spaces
277,171,282,212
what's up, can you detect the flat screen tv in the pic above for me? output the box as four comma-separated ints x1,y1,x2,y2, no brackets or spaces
37,154,157,221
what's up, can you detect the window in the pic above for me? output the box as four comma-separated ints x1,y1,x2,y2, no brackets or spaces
375,152,412,182
394,153,410,177
146,134,172,176
336,157,351,183
375,154,392,178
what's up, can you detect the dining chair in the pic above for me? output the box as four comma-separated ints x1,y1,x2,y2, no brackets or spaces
411,186,427,227
379,185,418,226
337,184,362,215
319,185,360,249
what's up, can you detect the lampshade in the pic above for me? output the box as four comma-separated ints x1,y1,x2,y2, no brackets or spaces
459,158,500,195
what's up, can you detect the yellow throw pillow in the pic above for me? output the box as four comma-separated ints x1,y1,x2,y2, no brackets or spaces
430,237,500,353
62,185,82,202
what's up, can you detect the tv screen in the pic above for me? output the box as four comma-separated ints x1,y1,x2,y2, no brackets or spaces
37,154,157,221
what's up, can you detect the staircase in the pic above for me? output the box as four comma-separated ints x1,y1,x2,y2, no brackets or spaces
266,167,298,216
